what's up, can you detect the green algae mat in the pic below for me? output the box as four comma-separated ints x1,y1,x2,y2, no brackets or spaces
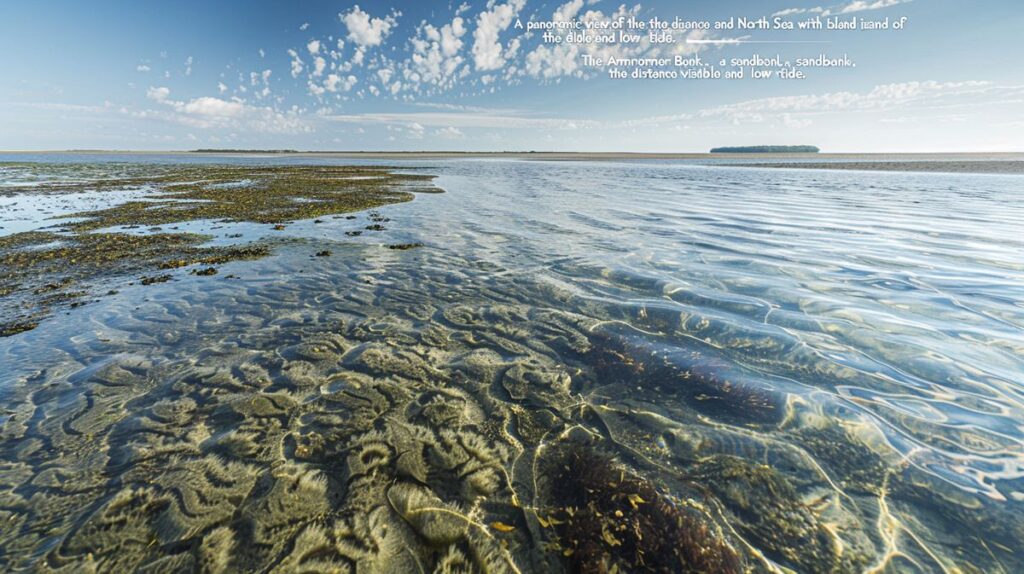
0,164,439,336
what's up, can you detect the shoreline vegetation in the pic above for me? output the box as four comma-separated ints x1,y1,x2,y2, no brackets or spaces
0,164,440,336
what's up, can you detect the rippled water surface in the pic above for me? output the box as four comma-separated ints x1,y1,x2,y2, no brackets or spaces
1,155,1023,572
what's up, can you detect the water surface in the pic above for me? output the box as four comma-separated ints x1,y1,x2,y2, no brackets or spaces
1,155,1022,572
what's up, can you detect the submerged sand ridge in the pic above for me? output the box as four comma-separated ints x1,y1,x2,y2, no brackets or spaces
0,164,439,336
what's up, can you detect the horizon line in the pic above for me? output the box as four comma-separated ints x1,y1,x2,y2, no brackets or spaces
1,149,1023,155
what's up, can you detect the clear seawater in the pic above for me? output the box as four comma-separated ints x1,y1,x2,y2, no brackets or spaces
1,154,1022,572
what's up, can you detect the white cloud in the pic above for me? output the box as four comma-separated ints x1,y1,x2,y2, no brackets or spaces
772,7,824,17
288,49,304,78
249,69,272,98
139,91,312,134
695,81,993,119
299,22,310,31
400,14,469,93
179,96,246,117
307,39,321,55
185,56,193,76
146,86,171,102
341,5,397,48
773,0,911,18
614,80,1009,130
472,0,526,71
524,2,706,80
351,47,366,66
833,0,910,15
435,126,465,139
325,74,358,92
324,110,595,130
136,64,151,72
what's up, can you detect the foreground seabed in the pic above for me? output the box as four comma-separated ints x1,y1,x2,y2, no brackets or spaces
0,160,1021,573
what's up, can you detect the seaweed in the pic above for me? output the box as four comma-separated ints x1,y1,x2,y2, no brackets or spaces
140,274,173,285
0,163,441,335
0,320,38,337
541,444,743,573
58,165,433,232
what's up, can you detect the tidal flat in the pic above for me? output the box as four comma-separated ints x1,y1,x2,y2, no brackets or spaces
1,156,1022,573
0,164,437,336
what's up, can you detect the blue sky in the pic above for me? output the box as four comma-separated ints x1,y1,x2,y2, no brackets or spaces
1,0,1021,151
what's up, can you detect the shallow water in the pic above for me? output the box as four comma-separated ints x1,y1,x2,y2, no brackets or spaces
1,156,1023,572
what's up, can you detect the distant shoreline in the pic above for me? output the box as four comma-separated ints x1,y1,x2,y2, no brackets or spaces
1,150,1022,162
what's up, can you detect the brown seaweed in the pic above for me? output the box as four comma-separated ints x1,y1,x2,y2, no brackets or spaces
541,444,743,573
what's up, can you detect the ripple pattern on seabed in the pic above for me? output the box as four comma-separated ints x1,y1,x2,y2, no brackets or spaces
1,158,1023,572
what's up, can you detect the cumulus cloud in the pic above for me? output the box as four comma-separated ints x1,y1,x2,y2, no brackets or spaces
136,64,151,72
325,74,358,92
178,96,245,117
307,39,321,55
398,14,469,94
524,1,706,80
472,0,526,71
341,5,397,47
249,69,272,98
287,49,304,78
138,90,312,134
146,86,171,102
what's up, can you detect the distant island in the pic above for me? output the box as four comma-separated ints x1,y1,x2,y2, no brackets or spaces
710,145,820,153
